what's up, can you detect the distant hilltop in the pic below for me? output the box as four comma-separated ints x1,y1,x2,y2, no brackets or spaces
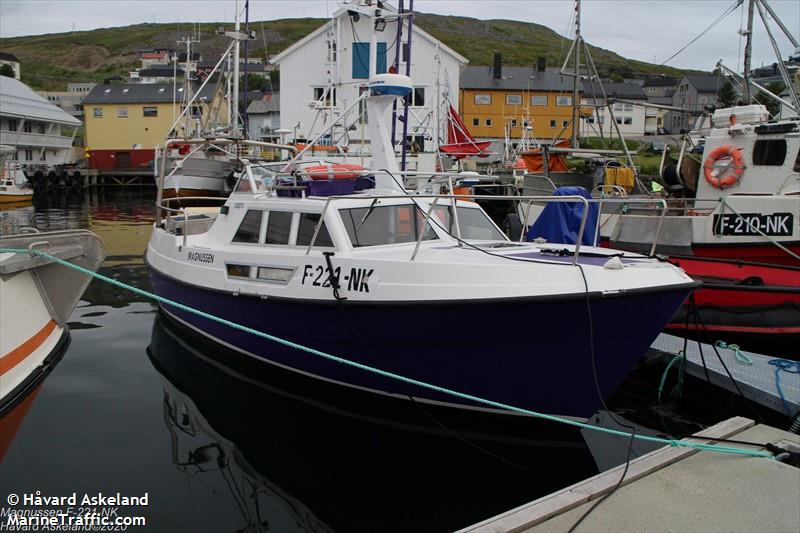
1,13,689,91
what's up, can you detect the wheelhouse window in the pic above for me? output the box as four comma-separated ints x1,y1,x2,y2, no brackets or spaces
232,210,263,243
265,211,293,245
432,206,506,241
752,140,787,166
340,204,438,247
297,213,333,247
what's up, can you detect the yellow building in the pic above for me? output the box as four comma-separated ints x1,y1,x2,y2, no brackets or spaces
82,83,226,170
459,65,578,141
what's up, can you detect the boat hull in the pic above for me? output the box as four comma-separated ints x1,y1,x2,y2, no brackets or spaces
0,193,33,204
149,268,692,418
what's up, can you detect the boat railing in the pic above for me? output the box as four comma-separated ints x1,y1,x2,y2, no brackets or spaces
158,197,229,247
303,193,668,265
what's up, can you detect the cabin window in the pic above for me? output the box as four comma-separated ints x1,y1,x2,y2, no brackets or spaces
752,140,786,166
232,210,263,243
265,211,293,245
506,94,522,106
474,94,491,105
532,95,547,106
556,96,572,106
143,107,158,117
226,264,251,279
117,107,129,118
432,206,506,241
93,108,103,118
340,204,438,247
297,213,333,247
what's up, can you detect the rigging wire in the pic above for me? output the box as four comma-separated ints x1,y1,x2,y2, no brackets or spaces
660,0,742,67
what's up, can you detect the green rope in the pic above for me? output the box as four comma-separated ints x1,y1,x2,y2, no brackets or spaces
0,247,775,459
715,340,753,366
658,350,686,402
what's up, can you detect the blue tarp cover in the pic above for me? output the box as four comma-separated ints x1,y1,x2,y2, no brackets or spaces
526,186,599,246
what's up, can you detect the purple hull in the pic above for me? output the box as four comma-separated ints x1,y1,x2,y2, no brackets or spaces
149,269,693,418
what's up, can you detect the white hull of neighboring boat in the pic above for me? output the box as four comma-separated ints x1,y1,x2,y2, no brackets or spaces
0,264,67,410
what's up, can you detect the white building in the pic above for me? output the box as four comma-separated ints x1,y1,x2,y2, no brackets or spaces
580,81,648,138
269,0,467,152
0,76,82,167
0,52,21,80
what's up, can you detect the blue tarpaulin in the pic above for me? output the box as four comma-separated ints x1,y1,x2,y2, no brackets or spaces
526,186,599,245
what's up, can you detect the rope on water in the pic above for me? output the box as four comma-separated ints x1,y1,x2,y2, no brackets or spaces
768,359,800,416
715,340,753,366
0,246,776,459
658,350,685,402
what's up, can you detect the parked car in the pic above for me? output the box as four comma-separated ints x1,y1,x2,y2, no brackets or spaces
648,141,666,154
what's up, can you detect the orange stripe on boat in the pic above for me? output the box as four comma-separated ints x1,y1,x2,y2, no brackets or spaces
0,320,57,375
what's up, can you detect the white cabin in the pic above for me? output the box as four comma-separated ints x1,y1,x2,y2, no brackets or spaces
269,0,467,153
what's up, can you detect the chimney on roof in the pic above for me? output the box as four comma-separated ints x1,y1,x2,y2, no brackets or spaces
493,53,502,79
537,57,546,73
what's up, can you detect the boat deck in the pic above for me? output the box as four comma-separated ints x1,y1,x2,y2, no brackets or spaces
460,417,800,532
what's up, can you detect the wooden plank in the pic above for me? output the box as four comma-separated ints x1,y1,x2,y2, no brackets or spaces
459,416,755,533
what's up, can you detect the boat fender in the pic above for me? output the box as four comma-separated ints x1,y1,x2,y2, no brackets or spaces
703,144,745,189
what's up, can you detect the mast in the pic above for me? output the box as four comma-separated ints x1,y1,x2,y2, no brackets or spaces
243,0,250,138
390,0,404,146
400,0,415,171
571,0,581,148
742,0,755,103
232,0,241,137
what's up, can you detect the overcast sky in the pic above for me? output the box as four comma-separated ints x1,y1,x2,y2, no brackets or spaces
1,0,798,72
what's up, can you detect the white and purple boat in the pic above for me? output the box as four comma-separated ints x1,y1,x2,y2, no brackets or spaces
146,2,697,419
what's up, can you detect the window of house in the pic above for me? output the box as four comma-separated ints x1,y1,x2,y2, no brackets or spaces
37,124,45,134
265,211,293,245
752,140,787,166
232,210,263,243
297,213,333,247
616,117,624,125
24,149,33,161
313,87,336,107
474,93,491,105
510,119,518,128
550,120,557,128
39,151,46,161
23,122,31,133
556,96,572,106
562,120,569,128
586,117,595,124
8,119,18,131
359,86,368,124
531,95,548,106
472,118,480,127
506,94,522,105
352,42,387,79
485,118,492,127
623,117,632,125
117,107,128,118
143,106,158,117
411,87,425,107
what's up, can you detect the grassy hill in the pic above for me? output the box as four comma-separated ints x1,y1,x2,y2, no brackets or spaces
0,14,685,91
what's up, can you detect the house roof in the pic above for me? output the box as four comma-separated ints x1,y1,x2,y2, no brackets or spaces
270,8,468,66
460,66,572,92
247,93,280,114
581,81,646,100
643,76,677,88
138,67,177,77
83,83,218,104
685,74,723,93
0,52,19,63
0,76,81,125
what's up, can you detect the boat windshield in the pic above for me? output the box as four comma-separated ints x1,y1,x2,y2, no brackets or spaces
339,204,439,247
431,205,507,241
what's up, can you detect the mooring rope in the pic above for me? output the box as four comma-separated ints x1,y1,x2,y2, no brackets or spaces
0,246,776,459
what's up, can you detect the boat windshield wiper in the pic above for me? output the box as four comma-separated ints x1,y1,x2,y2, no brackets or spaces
357,198,379,230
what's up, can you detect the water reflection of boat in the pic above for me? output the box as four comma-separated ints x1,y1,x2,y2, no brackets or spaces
147,312,610,532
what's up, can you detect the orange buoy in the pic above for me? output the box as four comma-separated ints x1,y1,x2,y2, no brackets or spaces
703,144,745,189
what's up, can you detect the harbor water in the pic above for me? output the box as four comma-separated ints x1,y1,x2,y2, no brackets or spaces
0,190,790,533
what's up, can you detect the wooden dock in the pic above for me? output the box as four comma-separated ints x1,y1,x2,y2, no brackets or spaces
459,417,800,532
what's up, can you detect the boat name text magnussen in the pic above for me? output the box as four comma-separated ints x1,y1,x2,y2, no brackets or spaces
187,251,215,263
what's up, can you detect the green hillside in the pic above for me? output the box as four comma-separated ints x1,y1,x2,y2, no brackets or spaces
0,14,685,91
